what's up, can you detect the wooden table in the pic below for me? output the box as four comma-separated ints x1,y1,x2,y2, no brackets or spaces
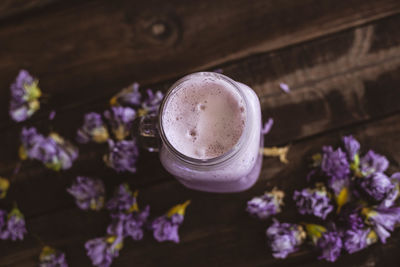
1,0,400,266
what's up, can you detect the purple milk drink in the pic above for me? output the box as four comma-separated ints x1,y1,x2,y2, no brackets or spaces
156,72,263,193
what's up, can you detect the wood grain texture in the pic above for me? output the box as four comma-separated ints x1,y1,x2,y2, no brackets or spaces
1,111,400,267
0,14,400,224
1,1,400,266
0,0,400,129
0,0,60,20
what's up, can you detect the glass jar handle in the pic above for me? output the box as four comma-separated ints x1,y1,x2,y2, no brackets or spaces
138,113,160,152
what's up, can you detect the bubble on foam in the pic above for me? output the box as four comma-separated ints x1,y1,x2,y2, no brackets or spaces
206,141,226,157
197,103,206,111
162,76,246,160
188,128,198,143
189,128,197,137
194,147,206,158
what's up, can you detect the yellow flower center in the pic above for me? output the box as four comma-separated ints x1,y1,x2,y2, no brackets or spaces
305,224,327,244
19,145,28,160
335,187,350,214
40,246,56,261
0,177,10,199
92,127,109,143
23,80,41,101
110,96,118,106
138,108,148,117
49,132,64,144
167,200,191,217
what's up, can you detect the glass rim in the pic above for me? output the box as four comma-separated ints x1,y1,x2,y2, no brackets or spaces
158,72,250,166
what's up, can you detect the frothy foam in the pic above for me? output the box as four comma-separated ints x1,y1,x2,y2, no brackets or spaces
162,76,246,159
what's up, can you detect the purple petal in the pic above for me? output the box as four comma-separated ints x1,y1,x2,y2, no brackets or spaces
279,83,290,93
261,118,274,135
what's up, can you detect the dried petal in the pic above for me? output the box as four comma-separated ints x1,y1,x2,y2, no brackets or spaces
104,140,139,173
266,219,306,258
85,236,123,267
39,246,68,267
76,112,109,144
9,70,42,122
293,183,333,219
0,177,10,199
246,188,284,219
150,201,190,243
261,118,274,135
67,177,105,211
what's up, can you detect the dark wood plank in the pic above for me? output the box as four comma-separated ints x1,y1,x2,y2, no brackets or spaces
1,4,400,266
0,0,60,20
1,111,400,267
1,14,400,223
0,0,400,129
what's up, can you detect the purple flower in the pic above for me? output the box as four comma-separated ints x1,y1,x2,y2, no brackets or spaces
104,107,136,141
382,186,399,208
343,228,377,254
321,146,350,180
10,70,35,103
124,206,150,240
107,185,150,240
348,213,365,230
0,177,10,199
67,177,105,211
293,183,333,219
20,128,78,171
107,206,150,241
279,83,290,93
362,206,400,243
85,235,123,267
110,83,141,107
266,219,306,259
151,215,182,243
104,139,139,173
46,133,79,171
0,207,27,241
339,208,365,230
321,146,350,196
305,224,342,262
39,246,68,267
330,177,351,198
48,110,56,121
246,188,284,219
141,89,164,115
317,231,343,262
110,85,163,116
150,200,190,243
360,172,394,202
106,184,137,214
19,127,45,160
76,112,109,144
342,135,360,162
360,150,389,176
261,118,274,135
381,173,400,208
34,137,59,163
391,172,400,181
9,70,41,122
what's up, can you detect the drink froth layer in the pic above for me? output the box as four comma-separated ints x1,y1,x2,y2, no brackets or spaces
162,76,246,160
